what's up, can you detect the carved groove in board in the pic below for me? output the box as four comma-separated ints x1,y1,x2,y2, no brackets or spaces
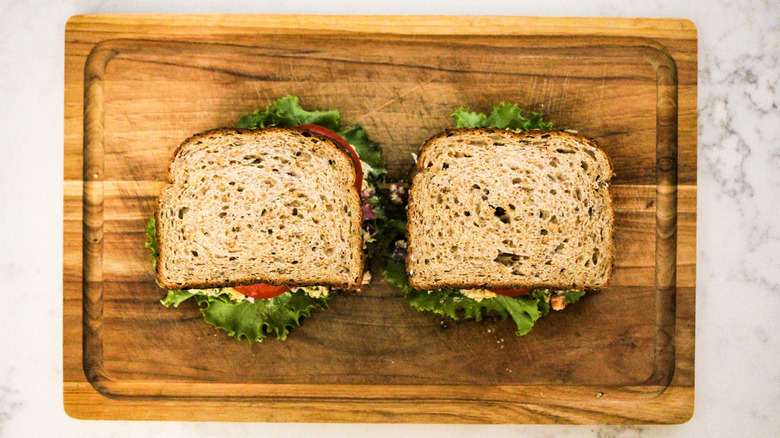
82,43,118,391
648,52,678,388
82,36,680,400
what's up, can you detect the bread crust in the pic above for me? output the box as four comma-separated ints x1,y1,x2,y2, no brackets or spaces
416,128,613,172
406,128,614,291
156,127,364,291
167,127,361,182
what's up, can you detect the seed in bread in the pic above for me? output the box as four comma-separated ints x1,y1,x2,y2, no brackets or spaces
156,127,364,290
406,128,614,291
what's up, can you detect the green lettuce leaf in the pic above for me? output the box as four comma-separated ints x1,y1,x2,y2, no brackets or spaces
386,252,589,336
533,290,552,317
452,108,488,128
451,102,553,130
341,125,386,175
235,95,341,132
402,278,546,336
160,289,196,308
564,289,587,304
194,291,330,342
492,295,544,335
386,219,408,234
382,258,414,294
387,248,587,336
145,216,158,268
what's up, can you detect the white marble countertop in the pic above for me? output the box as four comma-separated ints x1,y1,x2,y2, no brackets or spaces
1,0,778,437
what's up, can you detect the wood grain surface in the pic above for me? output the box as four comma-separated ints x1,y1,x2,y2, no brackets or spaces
64,14,697,423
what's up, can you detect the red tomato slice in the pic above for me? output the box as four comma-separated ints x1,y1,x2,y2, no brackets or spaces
298,124,363,191
490,287,532,297
234,284,290,299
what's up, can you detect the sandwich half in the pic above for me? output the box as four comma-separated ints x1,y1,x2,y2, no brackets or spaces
156,127,363,290
406,128,614,290
148,96,388,341
385,103,614,335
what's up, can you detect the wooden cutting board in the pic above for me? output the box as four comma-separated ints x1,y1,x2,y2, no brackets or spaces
64,15,697,423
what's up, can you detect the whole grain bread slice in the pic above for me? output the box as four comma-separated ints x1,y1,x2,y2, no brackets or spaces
156,127,364,290
406,128,614,291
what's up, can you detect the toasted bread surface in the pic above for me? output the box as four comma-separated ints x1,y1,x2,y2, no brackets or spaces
156,127,363,290
406,128,614,290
